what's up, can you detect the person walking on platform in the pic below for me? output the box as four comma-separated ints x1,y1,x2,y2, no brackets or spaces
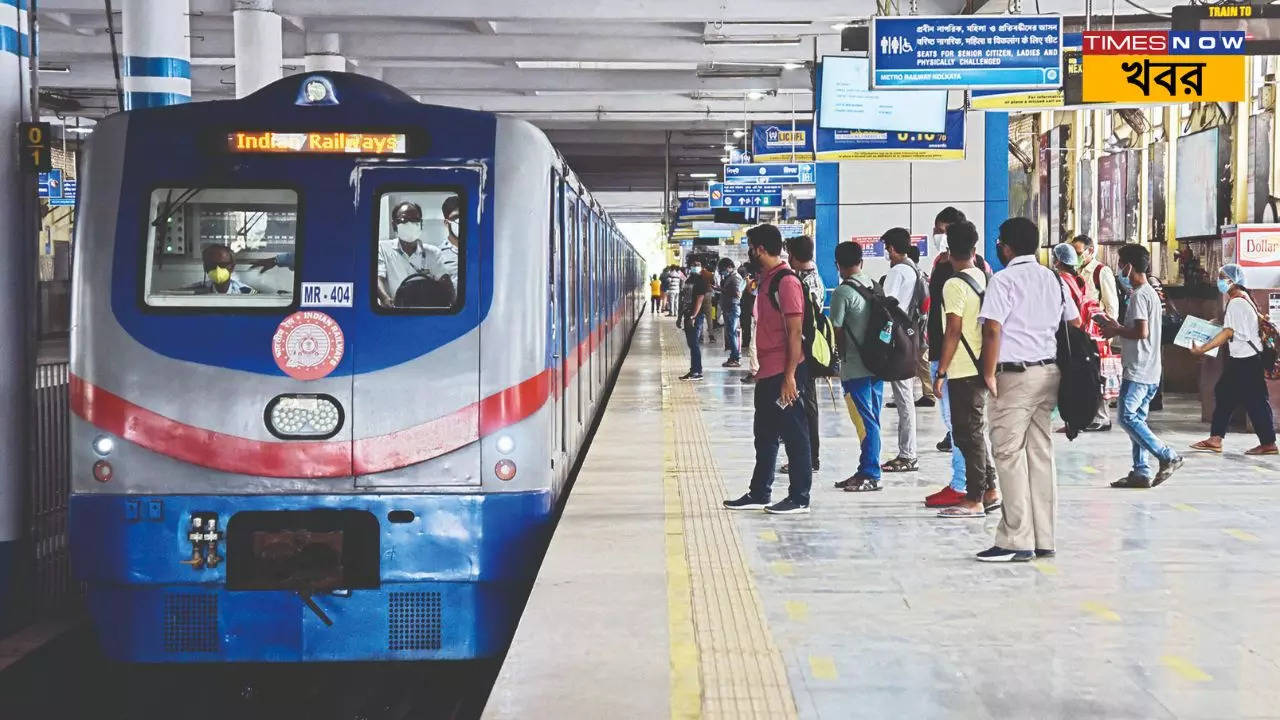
976,218,1080,562
649,274,662,314
680,261,709,381
718,258,743,368
1098,244,1184,488
829,241,884,492
931,221,1000,517
1189,264,1279,455
880,228,926,475
724,224,813,515
783,235,825,474
1072,234,1119,431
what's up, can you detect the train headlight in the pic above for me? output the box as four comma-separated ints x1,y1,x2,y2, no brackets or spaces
495,435,516,454
265,394,344,439
93,435,114,457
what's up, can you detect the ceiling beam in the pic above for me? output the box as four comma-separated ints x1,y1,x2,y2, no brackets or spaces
384,67,807,94
341,34,812,64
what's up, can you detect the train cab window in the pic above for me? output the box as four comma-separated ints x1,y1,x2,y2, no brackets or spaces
373,190,463,311
143,187,298,308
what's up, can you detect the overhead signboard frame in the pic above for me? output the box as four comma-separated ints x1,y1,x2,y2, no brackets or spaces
723,162,816,185
869,15,1064,90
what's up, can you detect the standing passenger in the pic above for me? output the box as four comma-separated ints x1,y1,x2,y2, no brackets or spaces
880,228,925,474
718,258,743,368
1072,234,1118,431
1189,264,1278,455
680,261,709,380
829,241,884,492
666,268,683,318
741,264,759,385
784,235,824,473
650,274,662,313
976,218,1079,562
1098,245,1184,487
724,224,812,514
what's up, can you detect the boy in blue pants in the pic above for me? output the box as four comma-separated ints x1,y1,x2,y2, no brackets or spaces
828,241,884,491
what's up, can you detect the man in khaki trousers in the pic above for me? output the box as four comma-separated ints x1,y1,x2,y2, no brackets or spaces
975,218,1081,562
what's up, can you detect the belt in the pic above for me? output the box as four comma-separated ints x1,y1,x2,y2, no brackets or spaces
997,358,1056,373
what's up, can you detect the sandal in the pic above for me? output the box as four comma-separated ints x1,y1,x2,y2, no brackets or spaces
938,506,985,518
1245,444,1279,456
1189,440,1223,453
843,476,883,492
983,499,1002,514
880,457,919,473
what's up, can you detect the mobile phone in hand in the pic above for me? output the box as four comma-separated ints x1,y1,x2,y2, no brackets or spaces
775,396,793,410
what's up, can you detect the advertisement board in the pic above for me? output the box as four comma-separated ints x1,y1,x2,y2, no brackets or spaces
815,110,965,161
1224,224,1280,288
751,122,814,162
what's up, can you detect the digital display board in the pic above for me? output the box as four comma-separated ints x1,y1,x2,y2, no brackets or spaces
819,55,947,133
227,131,407,154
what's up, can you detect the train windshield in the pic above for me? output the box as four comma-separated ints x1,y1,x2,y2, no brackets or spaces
374,189,463,311
142,187,298,308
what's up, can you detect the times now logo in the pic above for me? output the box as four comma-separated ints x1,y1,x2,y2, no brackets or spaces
1082,30,1245,55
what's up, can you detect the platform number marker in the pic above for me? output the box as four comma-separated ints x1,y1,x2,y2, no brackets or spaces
20,122,52,172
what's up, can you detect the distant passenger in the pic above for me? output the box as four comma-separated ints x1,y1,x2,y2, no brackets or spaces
187,244,256,295
377,201,447,307
666,267,683,317
975,217,1080,563
783,235,823,474
439,195,461,280
679,260,709,380
650,274,662,313
829,240,883,492
1072,234,1119,432
739,262,758,384
1189,263,1278,455
717,258,743,368
880,228,926,475
1098,244,1184,488
931,221,999,518
723,223,812,515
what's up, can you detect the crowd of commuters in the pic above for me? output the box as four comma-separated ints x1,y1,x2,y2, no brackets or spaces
658,212,1278,558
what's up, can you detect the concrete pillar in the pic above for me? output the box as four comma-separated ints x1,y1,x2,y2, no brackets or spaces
234,0,282,97
121,0,191,109
305,32,345,73
0,0,32,630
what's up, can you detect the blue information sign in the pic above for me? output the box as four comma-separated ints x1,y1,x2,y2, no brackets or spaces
708,182,783,209
724,162,816,185
871,16,1063,89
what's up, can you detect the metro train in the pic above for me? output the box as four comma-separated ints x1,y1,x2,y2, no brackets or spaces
69,72,645,662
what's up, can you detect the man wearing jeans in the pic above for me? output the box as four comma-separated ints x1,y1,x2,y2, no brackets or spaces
718,258,743,368
680,262,708,381
828,241,884,492
724,224,812,515
1099,244,1183,488
976,218,1080,562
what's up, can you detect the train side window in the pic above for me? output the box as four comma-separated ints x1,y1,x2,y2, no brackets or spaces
142,187,298,308
372,190,463,312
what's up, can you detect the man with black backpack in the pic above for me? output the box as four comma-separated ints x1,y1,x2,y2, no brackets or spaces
784,235,826,473
723,224,813,515
879,229,927,474
975,218,1081,562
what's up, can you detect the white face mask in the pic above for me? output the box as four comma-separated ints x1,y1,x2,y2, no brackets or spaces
691,266,701,274
932,233,948,254
446,218,460,237
396,222,422,243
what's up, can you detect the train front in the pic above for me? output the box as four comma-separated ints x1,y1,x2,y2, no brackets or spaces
69,74,551,662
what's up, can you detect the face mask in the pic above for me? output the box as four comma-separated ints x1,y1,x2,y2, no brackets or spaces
1076,251,1090,269
691,266,701,274
396,222,423,243
932,233,948,253
1117,274,1133,292
207,266,231,285
1218,278,1232,294
446,218,460,237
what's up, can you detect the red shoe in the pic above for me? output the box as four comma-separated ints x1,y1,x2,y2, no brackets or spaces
924,486,966,508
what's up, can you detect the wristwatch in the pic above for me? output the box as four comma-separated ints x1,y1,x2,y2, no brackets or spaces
936,371,948,380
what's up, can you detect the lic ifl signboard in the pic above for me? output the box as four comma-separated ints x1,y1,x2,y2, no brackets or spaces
1224,224,1280,289
1081,30,1246,103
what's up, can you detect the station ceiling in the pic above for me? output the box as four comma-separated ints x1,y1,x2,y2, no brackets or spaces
35,0,1174,207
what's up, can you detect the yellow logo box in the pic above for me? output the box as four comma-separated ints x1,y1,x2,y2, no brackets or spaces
1082,54,1245,103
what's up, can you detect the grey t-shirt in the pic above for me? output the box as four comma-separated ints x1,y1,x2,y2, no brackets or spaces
1121,281,1162,384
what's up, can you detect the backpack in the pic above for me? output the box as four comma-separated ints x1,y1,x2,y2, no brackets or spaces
1093,264,1128,323
768,269,838,377
951,272,985,368
845,274,925,381
1054,269,1104,440
1240,294,1280,380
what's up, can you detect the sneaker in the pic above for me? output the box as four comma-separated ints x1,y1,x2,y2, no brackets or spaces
723,493,769,510
679,372,703,380
1153,456,1184,487
924,486,966,508
722,359,742,368
764,497,810,515
740,374,755,384
915,396,936,408
1110,473,1151,489
936,433,953,452
1035,549,1056,558
1083,422,1113,432
975,546,1034,563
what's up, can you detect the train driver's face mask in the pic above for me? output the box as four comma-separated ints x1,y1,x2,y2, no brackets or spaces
395,221,423,244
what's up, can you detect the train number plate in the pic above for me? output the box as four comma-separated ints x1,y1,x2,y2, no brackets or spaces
301,282,353,307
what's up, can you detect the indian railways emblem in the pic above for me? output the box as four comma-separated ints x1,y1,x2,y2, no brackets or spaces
272,311,345,380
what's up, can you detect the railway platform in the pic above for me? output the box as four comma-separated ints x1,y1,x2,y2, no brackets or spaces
486,313,1280,720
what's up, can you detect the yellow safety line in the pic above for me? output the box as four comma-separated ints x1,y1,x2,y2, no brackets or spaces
660,328,703,720
1224,528,1260,543
1172,502,1198,512
1160,655,1214,682
1081,601,1121,622
660,321,799,720
808,655,839,681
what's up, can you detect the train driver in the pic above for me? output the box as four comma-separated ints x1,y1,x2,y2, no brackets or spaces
377,201,447,307
438,194,461,280
186,244,257,295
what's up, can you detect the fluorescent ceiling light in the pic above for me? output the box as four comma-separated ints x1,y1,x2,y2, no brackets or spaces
39,63,71,73
733,129,746,138
831,23,851,30
723,143,734,151
515,60,698,70
690,172,717,178
65,127,93,134
719,156,730,162
747,90,766,100
704,37,803,47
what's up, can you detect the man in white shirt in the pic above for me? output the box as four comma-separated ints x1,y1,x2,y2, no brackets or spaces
377,201,446,307
976,217,1080,563
879,228,925,474
438,195,462,280
1072,234,1119,431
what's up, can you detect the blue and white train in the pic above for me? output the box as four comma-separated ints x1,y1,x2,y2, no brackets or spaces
69,72,644,662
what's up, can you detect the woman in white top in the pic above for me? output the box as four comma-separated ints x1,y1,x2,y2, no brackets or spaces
1190,264,1278,454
